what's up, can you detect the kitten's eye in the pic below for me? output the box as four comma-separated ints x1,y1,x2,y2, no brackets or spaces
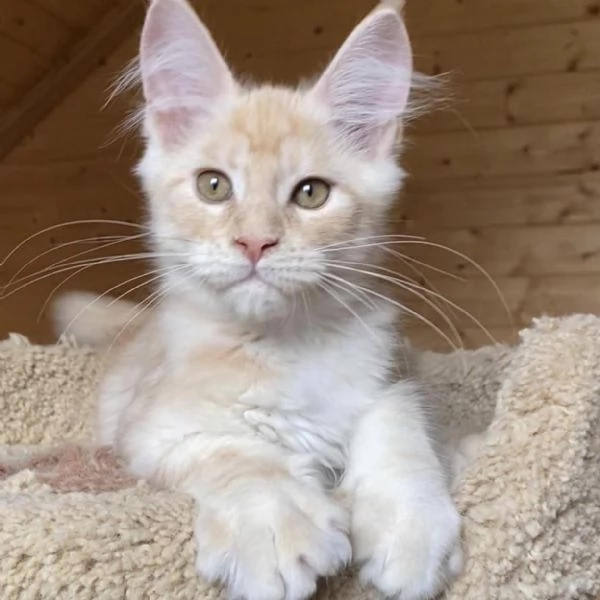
291,178,331,210
196,170,232,203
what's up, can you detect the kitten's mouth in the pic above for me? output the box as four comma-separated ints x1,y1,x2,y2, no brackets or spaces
233,270,276,289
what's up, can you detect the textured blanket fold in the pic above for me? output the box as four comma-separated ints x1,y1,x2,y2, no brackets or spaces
1,316,599,599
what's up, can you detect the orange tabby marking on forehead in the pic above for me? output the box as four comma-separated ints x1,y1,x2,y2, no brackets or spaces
228,87,323,154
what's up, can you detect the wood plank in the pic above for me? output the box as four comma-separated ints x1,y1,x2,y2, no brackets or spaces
219,19,600,87
419,79,508,132
0,161,140,219
0,1,74,57
0,160,134,192
419,71,600,133
402,172,600,229
4,38,140,165
405,121,600,180
519,274,600,322
0,35,46,86
391,274,525,327
0,161,142,268
0,1,145,162
0,79,17,106
413,20,600,82
4,116,140,164
401,224,600,277
0,161,145,343
226,47,335,84
17,35,140,130
401,273,600,326
28,0,110,30
402,272,600,350
406,323,519,351
406,0,597,36
199,0,373,57
407,169,600,193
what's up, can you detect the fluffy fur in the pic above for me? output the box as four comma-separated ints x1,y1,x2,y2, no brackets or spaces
55,1,462,599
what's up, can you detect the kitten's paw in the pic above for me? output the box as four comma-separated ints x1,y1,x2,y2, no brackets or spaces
194,480,351,600
352,489,462,600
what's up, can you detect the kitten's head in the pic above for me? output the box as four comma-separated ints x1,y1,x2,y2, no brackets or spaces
136,0,413,323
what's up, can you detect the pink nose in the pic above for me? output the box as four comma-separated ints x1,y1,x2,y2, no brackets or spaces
234,236,279,264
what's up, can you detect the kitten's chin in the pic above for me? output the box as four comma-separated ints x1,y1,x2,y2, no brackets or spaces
222,278,291,323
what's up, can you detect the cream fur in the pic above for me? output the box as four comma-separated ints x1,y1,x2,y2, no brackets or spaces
53,1,461,599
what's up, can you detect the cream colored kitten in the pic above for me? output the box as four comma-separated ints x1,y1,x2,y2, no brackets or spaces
55,1,462,598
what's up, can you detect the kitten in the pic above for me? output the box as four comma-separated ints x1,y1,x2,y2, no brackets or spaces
55,1,462,598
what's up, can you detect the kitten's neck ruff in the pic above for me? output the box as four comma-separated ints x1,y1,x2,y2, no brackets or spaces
157,278,398,348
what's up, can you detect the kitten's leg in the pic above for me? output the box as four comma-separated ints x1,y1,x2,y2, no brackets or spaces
343,381,462,600
140,433,351,600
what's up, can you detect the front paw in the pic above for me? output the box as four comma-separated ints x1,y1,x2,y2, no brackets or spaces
352,489,462,600
194,479,351,600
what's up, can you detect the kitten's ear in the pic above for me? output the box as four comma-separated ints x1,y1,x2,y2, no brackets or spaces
312,7,412,156
140,0,235,146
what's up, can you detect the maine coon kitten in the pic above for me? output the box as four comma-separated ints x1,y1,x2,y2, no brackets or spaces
55,0,462,598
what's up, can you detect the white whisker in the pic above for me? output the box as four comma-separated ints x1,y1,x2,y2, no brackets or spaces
379,246,465,281
316,233,426,252
324,261,495,346
0,219,151,269
6,233,151,290
378,247,461,323
103,267,194,358
322,271,460,352
323,238,511,323
57,264,180,334
323,266,464,349
317,277,381,342
1,253,189,300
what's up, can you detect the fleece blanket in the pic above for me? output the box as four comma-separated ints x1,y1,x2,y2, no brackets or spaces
0,315,599,600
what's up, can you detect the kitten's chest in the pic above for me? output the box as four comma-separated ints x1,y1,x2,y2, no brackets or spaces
237,338,390,470
175,316,394,467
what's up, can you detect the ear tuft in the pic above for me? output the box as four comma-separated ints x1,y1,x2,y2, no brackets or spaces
312,7,413,155
140,0,235,146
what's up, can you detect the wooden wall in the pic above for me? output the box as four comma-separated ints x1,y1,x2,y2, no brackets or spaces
2,0,600,351
400,0,600,349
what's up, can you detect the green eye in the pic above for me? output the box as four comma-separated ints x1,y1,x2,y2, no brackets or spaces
196,170,233,203
291,178,331,210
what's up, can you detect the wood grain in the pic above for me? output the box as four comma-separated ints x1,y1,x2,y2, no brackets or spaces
27,0,111,29
0,1,144,161
405,121,600,179
0,79,17,107
398,272,600,327
414,20,600,81
402,224,600,277
402,172,600,229
406,0,598,35
0,35,46,86
420,71,600,132
0,1,73,56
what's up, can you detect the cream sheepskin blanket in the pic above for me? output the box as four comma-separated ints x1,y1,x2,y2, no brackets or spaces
1,314,599,600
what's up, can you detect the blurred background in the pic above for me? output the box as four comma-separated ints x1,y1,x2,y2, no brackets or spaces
1,0,599,350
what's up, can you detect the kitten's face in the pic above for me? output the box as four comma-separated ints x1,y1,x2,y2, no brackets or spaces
140,88,403,320
136,0,412,322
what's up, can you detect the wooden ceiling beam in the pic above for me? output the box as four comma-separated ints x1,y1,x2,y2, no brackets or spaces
0,0,145,162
